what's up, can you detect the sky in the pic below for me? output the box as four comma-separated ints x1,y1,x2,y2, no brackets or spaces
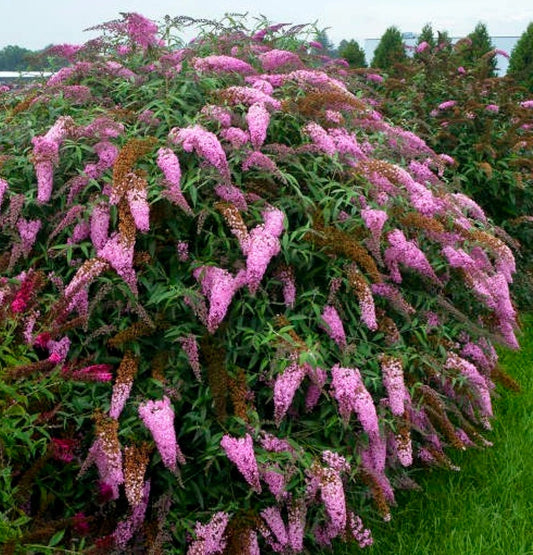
1,0,531,51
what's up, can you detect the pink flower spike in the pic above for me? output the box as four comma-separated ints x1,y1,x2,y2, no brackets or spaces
193,265,243,333
170,125,230,180
380,355,406,416
220,433,261,492
188,512,230,555
246,102,270,149
138,396,185,470
321,305,347,348
273,357,307,425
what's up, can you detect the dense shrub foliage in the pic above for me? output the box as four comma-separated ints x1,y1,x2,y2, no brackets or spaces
365,34,533,308
0,13,524,553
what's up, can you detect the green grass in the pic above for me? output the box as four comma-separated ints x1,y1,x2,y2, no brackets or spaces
343,314,533,555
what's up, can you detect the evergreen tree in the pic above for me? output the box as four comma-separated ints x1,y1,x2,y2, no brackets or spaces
508,22,533,91
417,23,436,48
371,26,408,74
313,29,336,56
457,22,497,76
338,39,367,67
0,45,33,71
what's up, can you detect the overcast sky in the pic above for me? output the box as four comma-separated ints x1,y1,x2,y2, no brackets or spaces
1,0,531,50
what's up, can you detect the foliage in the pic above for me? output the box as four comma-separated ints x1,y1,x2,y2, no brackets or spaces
508,22,533,92
0,12,524,553
417,24,436,50
357,314,532,555
371,27,408,75
455,23,497,78
365,32,533,309
338,40,367,68
0,45,35,71
313,30,337,56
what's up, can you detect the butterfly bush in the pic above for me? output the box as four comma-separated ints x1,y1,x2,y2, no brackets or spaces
0,12,526,554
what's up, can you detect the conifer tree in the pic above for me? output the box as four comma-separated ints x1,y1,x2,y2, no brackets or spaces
508,22,533,91
338,39,367,67
457,22,497,76
417,23,436,48
371,26,408,75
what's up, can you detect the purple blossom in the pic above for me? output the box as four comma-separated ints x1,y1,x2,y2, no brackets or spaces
69,364,113,383
157,147,192,214
330,365,379,436
384,229,440,283
320,305,347,348
276,266,296,307
193,55,256,74
258,49,302,71
223,86,281,110
176,240,189,262
126,180,149,232
188,512,229,555
63,260,106,305
416,41,430,53
361,207,388,243
273,357,307,424
125,13,160,50
287,501,307,551
193,265,243,333
242,151,280,174
220,127,250,148
68,220,90,244
347,512,373,548
241,207,284,293
214,184,248,211
0,178,7,209
304,122,336,156
485,104,500,113
261,465,287,500
81,437,123,500
201,105,232,127
113,481,151,549
366,73,384,83
138,396,185,471
180,335,201,381
260,506,288,551
438,100,456,110
394,429,413,467
220,433,261,492
17,218,41,255
445,353,492,418
520,100,533,109
98,233,137,293
322,450,351,473
246,102,270,149
90,203,110,251
320,467,346,535
451,193,487,223
170,125,230,179
47,336,71,363
259,432,294,453
380,356,406,416
328,128,366,161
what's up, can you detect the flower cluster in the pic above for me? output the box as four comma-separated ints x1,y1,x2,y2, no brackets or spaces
220,433,261,492
138,396,185,471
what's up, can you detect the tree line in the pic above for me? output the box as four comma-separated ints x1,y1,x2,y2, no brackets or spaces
1,21,531,91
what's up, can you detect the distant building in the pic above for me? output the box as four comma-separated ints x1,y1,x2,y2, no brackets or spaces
0,71,51,84
364,35,519,75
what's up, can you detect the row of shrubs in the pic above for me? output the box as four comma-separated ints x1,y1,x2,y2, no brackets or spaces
0,13,529,553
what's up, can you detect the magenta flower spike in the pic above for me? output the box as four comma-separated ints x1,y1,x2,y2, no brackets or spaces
220,433,261,492
138,396,185,471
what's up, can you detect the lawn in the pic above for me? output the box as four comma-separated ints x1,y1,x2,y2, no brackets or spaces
341,314,533,555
